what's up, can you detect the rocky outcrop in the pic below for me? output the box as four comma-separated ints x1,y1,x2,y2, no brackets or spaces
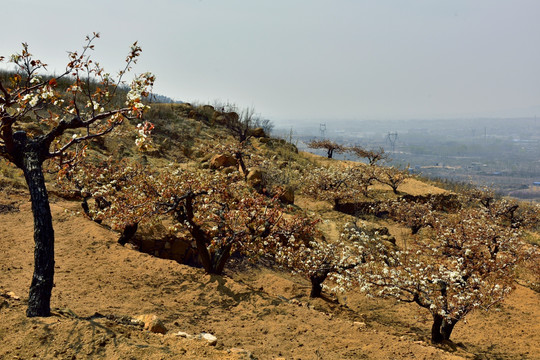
249,127,267,138
135,314,167,334
246,168,264,190
277,186,295,205
129,224,199,266
210,154,237,169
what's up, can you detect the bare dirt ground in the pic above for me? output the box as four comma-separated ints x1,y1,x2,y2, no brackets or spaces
1,189,539,359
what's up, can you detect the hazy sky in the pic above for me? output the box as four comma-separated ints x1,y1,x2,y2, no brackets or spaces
2,0,539,125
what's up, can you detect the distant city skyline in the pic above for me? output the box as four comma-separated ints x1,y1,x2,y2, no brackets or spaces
2,0,539,125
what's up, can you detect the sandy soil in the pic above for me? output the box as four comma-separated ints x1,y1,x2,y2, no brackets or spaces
1,189,539,359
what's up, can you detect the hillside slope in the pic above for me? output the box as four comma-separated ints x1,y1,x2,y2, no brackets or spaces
1,103,539,359
1,187,539,359
0,190,474,360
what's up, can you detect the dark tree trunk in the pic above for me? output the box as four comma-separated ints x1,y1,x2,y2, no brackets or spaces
431,314,458,343
81,197,90,217
441,318,457,341
327,148,333,158
188,223,215,274
235,151,247,180
310,277,323,298
213,243,232,275
192,230,230,275
309,270,329,298
333,198,340,211
431,314,445,343
118,222,138,245
17,140,55,317
173,193,217,275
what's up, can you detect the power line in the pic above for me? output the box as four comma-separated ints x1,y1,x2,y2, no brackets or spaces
319,123,327,138
386,132,398,152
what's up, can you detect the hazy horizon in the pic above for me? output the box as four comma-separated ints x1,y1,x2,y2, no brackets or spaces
272,114,540,129
2,1,539,123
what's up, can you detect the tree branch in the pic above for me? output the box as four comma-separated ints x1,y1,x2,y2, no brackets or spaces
0,115,16,156
0,81,10,103
47,123,118,158
42,108,130,150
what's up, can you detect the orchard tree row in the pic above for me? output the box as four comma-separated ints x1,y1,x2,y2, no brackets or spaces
294,160,539,343
59,133,539,344
58,159,319,275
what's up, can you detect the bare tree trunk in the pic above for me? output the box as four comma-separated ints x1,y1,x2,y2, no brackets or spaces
20,146,55,317
187,223,214,274
213,243,232,275
431,315,457,343
190,227,230,275
118,222,138,245
172,193,220,275
309,270,329,298
235,151,248,180
441,318,457,341
431,314,445,343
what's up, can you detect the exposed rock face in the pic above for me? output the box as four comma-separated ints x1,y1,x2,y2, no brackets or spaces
200,333,218,346
135,314,167,334
214,111,239,125
210,154,237,169
278,186,295,205
247,168,263,183
246,168,265,191
249,127,267,138
202,104,215,113
130,224,198,265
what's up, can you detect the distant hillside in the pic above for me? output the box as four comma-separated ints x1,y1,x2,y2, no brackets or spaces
147,93,183,104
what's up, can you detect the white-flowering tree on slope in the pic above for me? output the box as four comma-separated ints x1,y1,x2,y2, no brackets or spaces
0,34,154,317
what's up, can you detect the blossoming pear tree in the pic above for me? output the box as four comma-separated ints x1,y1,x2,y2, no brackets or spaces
372,166,409,195
274,236,363,298
59,159,319,275
465,187,540,230
379,197,438,234
0,34,154,317
302,164,376,207
351,207,529,343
